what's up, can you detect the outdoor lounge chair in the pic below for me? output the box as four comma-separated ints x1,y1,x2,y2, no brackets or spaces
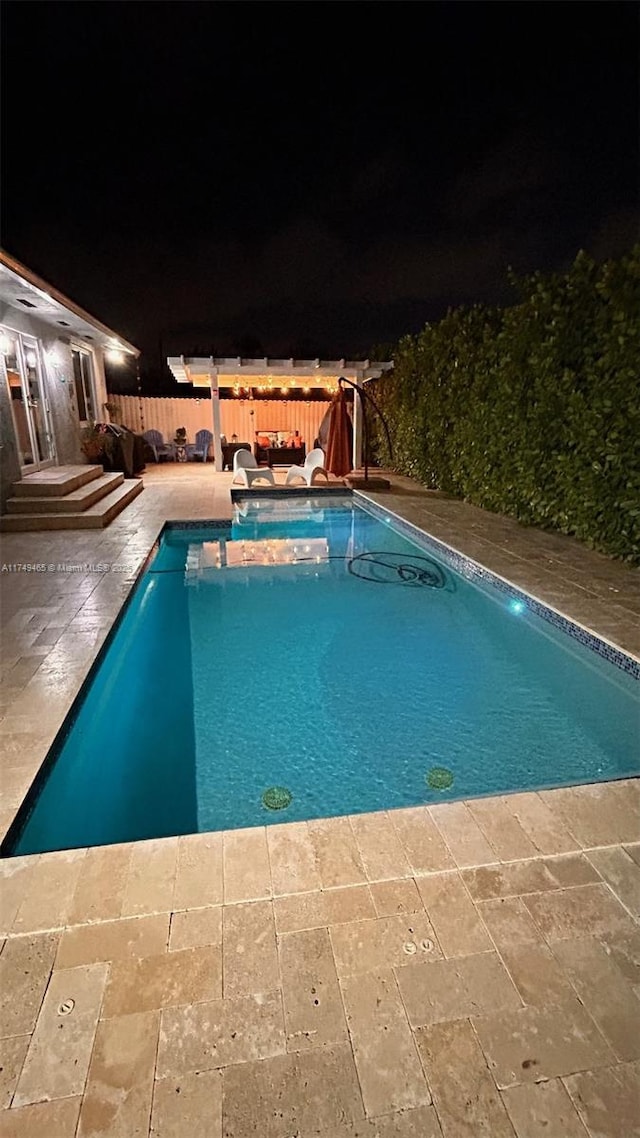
285,447,328,486
143,429,174,462
232,448,276,486
186,428,213,462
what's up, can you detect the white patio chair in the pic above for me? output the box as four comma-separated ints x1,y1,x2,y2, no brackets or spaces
285,447,328,486
232,448,275,486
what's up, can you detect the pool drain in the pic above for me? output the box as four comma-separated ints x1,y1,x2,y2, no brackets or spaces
426,766,454,790
262,786,293,811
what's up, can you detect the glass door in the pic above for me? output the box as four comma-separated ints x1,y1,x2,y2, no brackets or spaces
1,328,56,471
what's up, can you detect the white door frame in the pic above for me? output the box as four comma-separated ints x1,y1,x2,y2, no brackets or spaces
1,325,56,473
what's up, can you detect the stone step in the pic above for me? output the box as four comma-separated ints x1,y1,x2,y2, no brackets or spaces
6,473,124,514
12,464,104,497
0,479,143,531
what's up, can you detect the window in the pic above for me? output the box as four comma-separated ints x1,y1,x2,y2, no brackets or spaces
71,348,96,422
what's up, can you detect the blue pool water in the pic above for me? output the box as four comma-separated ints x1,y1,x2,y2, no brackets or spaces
7,495,639,854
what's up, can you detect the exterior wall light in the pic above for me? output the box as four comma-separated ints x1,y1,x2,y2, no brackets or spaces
106,348,126,365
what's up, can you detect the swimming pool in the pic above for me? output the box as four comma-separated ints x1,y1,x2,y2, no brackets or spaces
5,494,639,855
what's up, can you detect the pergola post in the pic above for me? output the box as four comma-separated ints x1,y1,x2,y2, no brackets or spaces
352,369,364,471
210,372,223,470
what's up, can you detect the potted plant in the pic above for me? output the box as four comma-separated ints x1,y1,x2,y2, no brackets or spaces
173,426,188,462
80,422,113,463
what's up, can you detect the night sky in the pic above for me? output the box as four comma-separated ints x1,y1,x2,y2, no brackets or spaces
2,2,638,391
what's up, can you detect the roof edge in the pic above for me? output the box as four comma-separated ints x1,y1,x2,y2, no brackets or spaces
0,248,140,356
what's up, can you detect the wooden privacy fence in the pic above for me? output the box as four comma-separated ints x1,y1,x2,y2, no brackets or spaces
108,395,332,451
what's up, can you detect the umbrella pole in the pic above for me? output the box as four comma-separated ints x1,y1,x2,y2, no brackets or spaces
362,393,369,481
337,375,392,489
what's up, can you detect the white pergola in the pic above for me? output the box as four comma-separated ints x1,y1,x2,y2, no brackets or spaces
166,356,393,471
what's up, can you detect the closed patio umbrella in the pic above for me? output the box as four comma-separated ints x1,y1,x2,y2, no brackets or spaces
325,388,353,477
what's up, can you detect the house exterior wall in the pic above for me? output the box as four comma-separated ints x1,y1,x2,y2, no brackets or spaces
0,303,108,510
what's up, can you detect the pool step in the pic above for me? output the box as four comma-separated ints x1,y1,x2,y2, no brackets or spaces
6,472,125,513
11,464,104,497
0,478,143,531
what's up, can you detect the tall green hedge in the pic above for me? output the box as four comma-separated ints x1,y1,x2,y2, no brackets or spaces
374,247,640,562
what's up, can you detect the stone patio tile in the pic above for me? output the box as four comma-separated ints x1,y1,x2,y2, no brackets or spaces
587,846,640,916
472,998,615,1088
625,842,640,867
174,832,223,910
5,656,45,687
599,780,640,843
462,855,593,901
396,951,521,1028
77,1010,159,1138
0,731,49,771
221,1044,364,1137
428,801,497,867
340,970,431,1117
350,811,412,881
540,783,640,847
504,792,579,854
156,991,285,1077
522,883,633,941
56,913,170,968
0,932,59,1037
0,856,36,936
68,843,132,925
466,797,538,860
389,806,455,874
169,906,222,951
308,817,367,887
0,1034,29,1107
222,900,279,998
150,1069,222,1137
279,926,348,1050
14,962,107,1106
564,1061,640,1138
370,878,423,916
330,911,442,977
416,871,492,957
309,1107,443,1137
266,822,322,895
551,937,640,1060
501,1079,589,1138
543,853,601,887
122,837,178,917
499,942,581,1006
274,885,375,934
1,766,37,811
0,1096,82,1137
12,848,86,933
415,1018,515,1138
477,897,544,948
600,923,640,987
102,945,221,1016
223,827,271,903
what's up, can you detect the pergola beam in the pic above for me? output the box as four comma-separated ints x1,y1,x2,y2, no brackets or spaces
167,356,392,387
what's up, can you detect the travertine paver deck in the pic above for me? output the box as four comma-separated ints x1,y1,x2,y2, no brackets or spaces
0,463,638,1137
